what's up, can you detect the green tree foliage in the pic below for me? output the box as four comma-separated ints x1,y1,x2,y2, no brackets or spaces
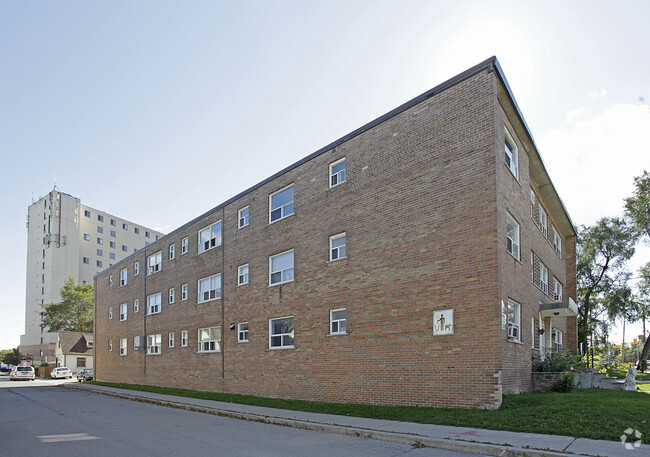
625,170,650,243
41,276,93,333
1,348,23,366
577,218,635,363
637,263,650,370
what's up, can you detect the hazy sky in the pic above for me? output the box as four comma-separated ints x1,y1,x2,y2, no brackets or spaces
1,0,649,349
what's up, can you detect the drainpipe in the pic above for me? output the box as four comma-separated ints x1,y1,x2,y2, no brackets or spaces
221,207,225,380
143,247,147,381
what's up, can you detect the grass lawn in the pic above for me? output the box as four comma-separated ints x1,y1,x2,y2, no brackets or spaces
92,382,649,443
606,367,650,381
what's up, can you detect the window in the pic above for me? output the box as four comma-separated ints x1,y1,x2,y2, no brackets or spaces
554,280,563,302
538,206,548,238
552,329,563,351
198,326,221,352
330,308,347,335
504,128,518,179
122,245,128,252
198,222,222,253
77,357,86,367
108,307,113,319
181,237,188,255
97,226,103,234
109,241,116,248
110,230,116,238
145,231,150,238
169,332,175,348
329,233,346,261
97,237,103,245
97,260,103,267
84,210,90,217
530,189,536,218
269,316,294,349
269,250,294,285
134,262,140,275
119,338,127,356
506,214,520,260
134,299,139,313
238,323,249,342
122,223,128,230
147,334,161,355
134,227,140,234
147,293,162,315
531,317,536,349
329,158,346,187
238,264,249,286
108,339,112,351
169,287,175,304
181,284,188,301
169,244,175,260
98,215,104,222
111,219,116,226
198,274,221,303
120,268,128,286
238,206,250,228
507,299,521,342
181,330,188,347
83,257,90,264
83,234,90,241
552,227,562,257
97,249,103,256
109,275,113,286
147,251,162,275
540,263,549,294
269,185,294,223
119,303,127,321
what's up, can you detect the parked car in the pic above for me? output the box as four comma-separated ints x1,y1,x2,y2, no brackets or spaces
50,367,73,379
77,369,93,382
10,366,35,381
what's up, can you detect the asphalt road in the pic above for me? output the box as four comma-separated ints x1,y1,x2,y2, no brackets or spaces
0,376,484,457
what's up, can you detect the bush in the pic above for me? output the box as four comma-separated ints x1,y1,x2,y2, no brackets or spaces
39,362,49,367
639,359,648,373
551,371,575,392
532,350,584,372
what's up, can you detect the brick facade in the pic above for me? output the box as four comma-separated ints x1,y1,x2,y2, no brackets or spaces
94,57,577,409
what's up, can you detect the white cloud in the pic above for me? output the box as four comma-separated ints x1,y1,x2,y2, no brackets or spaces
561,106,588,128
587,87,607,99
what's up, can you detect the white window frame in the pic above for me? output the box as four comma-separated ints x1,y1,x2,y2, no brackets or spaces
108,339,112,352
134,261,140,276
119,338,127,356
540,263,549,294
554,280,563,302
169,287,175,304
197,326,221,353
109,275,113,287
198,221,222,254
120,268,128,287
238,206,250,229
168,332,175,348
269,249,294,286
507,299,521,342
552,227,562,258
169,244,175,260
269,184,294,223
198,274,221,303
329,158,346,188
530,189,536,218
134,299,139,313
329,308,347,335
329,233,346,261
147,334,162,355
108,307,113,320
531,317,536,349
181,284,188,301
552,328,563,351
237,322,249,343
147,251,162,275
538,206,548,238
504,127,518,179
506,213,520,260
269,316,294,349
181,330,188,347
119,303,127,321
237,264,249,286
181,237,189,255
147,292,162,315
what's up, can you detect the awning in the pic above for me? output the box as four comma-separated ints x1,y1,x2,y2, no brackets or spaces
539,297,578,318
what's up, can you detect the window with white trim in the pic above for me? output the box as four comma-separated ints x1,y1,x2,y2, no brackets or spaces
238,322,249,342
552,227,562,257
147,251,162,275
530,189,536,218
108,307,113,320
238,206,249,228
329,233,346,261
198,326,221,352
269,185,294,223
108,339,112,352
504,128,518,179
134,299,139,313
531,317,536,349
147,334,161,355
147,292,162,315
329,158,346,188
181,330,188,347
269,250,294,285
552,328,563,350
120,268,128,286
507,299,521,342
540,263,549,294
169,287,175,304
506,213,520,260
198,221,222,253
169,332,175,348
198,274,221,303
538,206,548,238
134,261,140,275
133,335,144,350
330,308,347,335
181,284,188,301
269,316,294,349
181,237,189,255
238,264,249,286
119,338,127,356
119,303,127,321
554,280,563,302
109,275,113,286
169,244,175,260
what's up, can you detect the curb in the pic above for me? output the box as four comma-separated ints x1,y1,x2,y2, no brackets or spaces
64,384,580,457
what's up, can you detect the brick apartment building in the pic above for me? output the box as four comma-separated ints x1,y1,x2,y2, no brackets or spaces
94,57,577,409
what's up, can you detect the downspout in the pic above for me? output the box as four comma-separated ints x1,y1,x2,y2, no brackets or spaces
143,247,147,381
221,207,225,380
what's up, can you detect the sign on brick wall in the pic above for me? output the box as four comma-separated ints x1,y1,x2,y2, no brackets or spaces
433,310,454,335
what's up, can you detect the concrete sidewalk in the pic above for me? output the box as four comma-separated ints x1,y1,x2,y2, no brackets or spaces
64,383,649,457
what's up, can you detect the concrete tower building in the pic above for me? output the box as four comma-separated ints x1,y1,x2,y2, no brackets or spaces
21,189,164,364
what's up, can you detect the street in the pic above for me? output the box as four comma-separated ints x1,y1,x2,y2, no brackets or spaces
0,376,484,457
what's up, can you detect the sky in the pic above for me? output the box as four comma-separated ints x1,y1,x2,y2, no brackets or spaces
1,0,649,350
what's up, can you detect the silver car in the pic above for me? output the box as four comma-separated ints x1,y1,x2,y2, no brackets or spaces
50,367,73,379
10,366,35,381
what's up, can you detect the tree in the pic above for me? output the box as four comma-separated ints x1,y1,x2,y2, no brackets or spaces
41,276,93,333
577,217,635,366
625,170,650,243
1,348,23,366
636,263,650,370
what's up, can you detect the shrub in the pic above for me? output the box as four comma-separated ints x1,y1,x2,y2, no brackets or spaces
639,359,648,373
532,350,584,372
552,371,575,392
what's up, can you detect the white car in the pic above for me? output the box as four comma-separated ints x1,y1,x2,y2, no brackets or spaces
10,366,35,381
50,367,73,379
